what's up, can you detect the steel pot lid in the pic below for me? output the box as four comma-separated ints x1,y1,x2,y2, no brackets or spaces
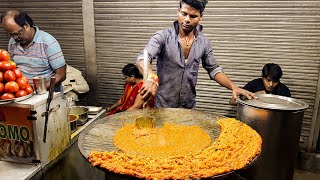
237,94,309,111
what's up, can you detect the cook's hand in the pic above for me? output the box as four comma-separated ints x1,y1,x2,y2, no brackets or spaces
231,87,257,103
140,80,158,101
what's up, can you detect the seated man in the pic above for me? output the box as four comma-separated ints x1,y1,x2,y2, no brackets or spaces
1,10,66,91
230,63,291,105
62,64,89,105
106,64,154,115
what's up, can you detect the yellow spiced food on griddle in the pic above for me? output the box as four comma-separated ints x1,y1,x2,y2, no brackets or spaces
113,123,211,157
88,118,262,180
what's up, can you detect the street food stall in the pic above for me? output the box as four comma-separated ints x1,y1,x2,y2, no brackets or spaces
0,0,319,179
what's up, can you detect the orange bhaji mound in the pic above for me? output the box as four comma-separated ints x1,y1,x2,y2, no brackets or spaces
114,123,212,157
88,118,262,180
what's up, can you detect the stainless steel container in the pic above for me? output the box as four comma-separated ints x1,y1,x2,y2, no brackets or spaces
69,106,89,126
69,114,78,132
32,76,47,94
236,94,308,180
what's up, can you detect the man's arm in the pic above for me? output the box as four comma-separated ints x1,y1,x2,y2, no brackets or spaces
214,72,256,104
136,32,164,100
54,65,66,84
44,33,66,88
136,60,158,100
46,65,66,89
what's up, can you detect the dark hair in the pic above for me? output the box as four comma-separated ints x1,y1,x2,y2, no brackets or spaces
261,63,283,82
180,0,208,14
14,11,34,27
122,64,143,79
0,10,34,27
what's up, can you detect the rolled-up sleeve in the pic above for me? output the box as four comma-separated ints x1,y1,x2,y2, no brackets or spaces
136,31,165,64
201,38,223,80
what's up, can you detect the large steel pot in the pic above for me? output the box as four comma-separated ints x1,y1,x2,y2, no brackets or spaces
236,94,308,180
69,106,89,125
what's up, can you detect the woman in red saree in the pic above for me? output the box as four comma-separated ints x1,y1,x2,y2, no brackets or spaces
106,64,154,115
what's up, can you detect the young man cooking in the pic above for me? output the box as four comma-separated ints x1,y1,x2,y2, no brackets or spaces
136,0,256,108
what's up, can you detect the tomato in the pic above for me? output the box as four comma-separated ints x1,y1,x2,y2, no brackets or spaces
0,49,10,61
4,70,16,82
25,84,34,94
13,68,22,78
0,61,12,72
16,77,28,90
0,83,4,94
0,93,15,100
20,76,29,82
15,90,27,98
0,72,3,83
4,81,19,93
8,61,16,69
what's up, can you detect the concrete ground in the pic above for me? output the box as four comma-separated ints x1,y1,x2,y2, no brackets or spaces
294,151,320,180
294,169,320,180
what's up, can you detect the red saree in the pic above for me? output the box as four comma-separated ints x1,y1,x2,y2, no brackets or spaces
107,82,153,115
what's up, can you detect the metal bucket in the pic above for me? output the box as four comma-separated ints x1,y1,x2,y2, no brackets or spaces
32,76,47,94
236,94,308,180
69,106,89,126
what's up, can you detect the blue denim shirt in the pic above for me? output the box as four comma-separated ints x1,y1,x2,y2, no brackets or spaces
137,21,223,108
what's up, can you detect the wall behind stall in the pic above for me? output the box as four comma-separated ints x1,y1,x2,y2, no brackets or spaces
0,0,319,152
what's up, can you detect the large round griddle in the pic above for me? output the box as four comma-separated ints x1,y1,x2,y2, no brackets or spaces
78,108,259,179
78,108,223,157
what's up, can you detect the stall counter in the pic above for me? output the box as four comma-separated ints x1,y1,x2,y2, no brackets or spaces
0,161,41,180
0,106,106,180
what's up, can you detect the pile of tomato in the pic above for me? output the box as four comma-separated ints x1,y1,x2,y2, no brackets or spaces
0,49,34,100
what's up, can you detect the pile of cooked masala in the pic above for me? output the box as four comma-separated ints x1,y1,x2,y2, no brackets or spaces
114,123,212,157
88,118,262,179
